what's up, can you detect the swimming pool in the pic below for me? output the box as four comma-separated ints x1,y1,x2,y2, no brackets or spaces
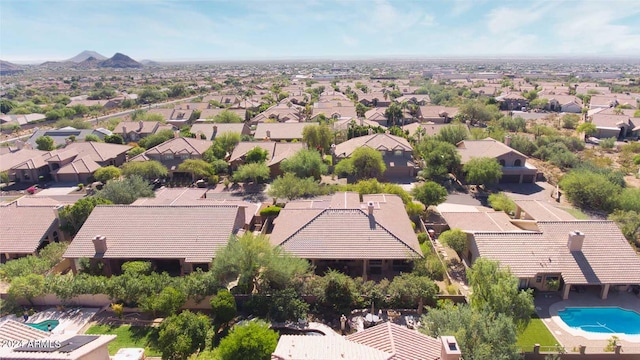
558,307,640,334
26,319,59,332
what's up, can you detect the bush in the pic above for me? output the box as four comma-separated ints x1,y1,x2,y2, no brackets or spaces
600,137,616,149
559,169,622,212
439,229,467,254
488,193,516,214
111,303,124,318
210,289,237,327
259,205,281,217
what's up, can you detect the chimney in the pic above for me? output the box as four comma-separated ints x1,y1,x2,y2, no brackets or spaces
266,130,271,139
186,104,190,110
367,201,374,215
138,121,144,131
174,130,180,138
368,128,373,135
122,125,127,136
504,135,512,147
567,231,585,252
53,205,65,223
92,235,107,255
16,140,24,150
213,125,218,134
440,336,461,360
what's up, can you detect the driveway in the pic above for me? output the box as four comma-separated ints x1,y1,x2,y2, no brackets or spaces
36,184,80,196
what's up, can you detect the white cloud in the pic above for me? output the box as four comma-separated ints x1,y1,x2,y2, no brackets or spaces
451,0,473,16
486,3,551,35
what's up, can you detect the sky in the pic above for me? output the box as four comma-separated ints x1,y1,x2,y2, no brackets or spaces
2,0,640,63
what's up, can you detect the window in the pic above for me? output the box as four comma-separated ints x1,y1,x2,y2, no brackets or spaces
180,154,190,160
514,159,522,167
536,275,542,283
394,150,403,157
499,159,506,166
163,154,174,160
52,231,59,243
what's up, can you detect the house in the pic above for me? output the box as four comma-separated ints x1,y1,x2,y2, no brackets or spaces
26,127,112,148
403,122,469,140
147,108,194,126
358,92,390,107
333,118,387,131
469,221,640,300
417,106,459,123
0,147,49,183
111,121,174,142
394,94,431,105
254,122,314,141
63,204,246,275
251,103,305,123
456,137,538,183
590,113,639,139
333,133,416,178
311,103,357,121
130,137,212,179
364,108,390,127
540,95,583,113
589,94,637,110
229,141,305,176
199,108,247,121
273,323,461,360
512,199,575,221
0,199,65,262
269,192,422,281
497,93,529,111
190,123,251,140
0,113,46,127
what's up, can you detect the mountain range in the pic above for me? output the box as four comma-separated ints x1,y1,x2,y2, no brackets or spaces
66,50,108,63
0,60,24,75
38,51,143,69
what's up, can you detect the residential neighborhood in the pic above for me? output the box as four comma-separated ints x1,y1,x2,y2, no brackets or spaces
2,1,640,359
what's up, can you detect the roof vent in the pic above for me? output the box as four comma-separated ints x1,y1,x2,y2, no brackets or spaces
567,230,585,252
367,201,375,215
440,336,462,360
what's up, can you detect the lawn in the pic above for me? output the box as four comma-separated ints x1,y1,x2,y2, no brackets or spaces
516,317,559,352
85,324,161,356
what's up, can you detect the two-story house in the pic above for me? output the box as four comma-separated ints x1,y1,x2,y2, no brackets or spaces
456,137,538,183
333,133,416,178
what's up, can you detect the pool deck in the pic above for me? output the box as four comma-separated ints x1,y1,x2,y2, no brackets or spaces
1,307,100,335
535,291,640,353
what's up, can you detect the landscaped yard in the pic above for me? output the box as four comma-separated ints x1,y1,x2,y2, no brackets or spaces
516,316,559,352
85,324,161,356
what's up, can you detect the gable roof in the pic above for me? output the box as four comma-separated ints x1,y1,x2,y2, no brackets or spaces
270,193,422,260
473,220,640,285
0,202,59,255
0,320,50,342
63,205,242,263
229,141,306,166
52,156,101,176
346,322,443,360
334,133,413,158
513,200,575,221
272,335,392,360
438,208,522,232
0,148,48,172
254,122,314,140
60,142,132,163
456,138,527,163
141,137,212,157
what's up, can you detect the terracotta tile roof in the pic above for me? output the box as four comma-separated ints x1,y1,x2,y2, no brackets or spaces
112,121,160,135
270,193,422,260
64,205,242,263
272,335,392,360
438,209,522,232
0,202,59,254
334,134,413,158
365,108,387,121
0,149,49,172
513,200,575,221
254,123,313,140
269,142,306,166
190,123,249,140
52,156,101,176
229,141,305,166
0,320,50,341
142,137,212,157
473,220,640,284
456,138,527,164
333,118,386,131
418,106,459,119
131,187,207,205
347,322,442,360
62,142,132,163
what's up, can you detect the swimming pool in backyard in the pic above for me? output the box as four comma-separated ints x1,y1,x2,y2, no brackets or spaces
558,307,640,335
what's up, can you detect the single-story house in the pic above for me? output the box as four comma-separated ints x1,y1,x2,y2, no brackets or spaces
254,122,315,141
364,108,389,127
394,94,431,105
269,192,422,281
130,137,212,179
541,95,583,113
590,113,639,139
417,106,459,123
63,204,246,275
497,93,529,111
512,199,576,221
333,133,416,178
0,199,65,262
190,123,251,140
456,137,538,183
251,103,305,124
228,141,306,176
26,127,111,148
147,108,194,127
111,121,175,142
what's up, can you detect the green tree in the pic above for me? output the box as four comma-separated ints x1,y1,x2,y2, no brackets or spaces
141,286,186,316
211,233,310,294
438,229,467,254
320,270,359,314
177,159,214,181
121,161,168,180
138,88,168,104
96,175,154,204
576,122,597,137
280,149,327,180
8,274,45,305
217,321,278,360
561,114,580,129
530,98,548,110
302,124,333,154
93,166,121,183
463,157,502,186
128,146,146,158
36,135,55,151
211,110,243,123
138,129,175,149
412,181,447,208
245,146,269,163
416,140,461,179
467,258,534,327
59,197,113,236
387,273,438,314
336,147,387,180
436,124,469,145
84,134,102,142
268,173,322,201
104,134,124,144
488,192,516,214
355,103,369,118
559,169,621,212
210,289,237,327
384,103,403,127
421,304,521,360
460,101,494,123
609,210,640,248
158,310,210,360
233,162,270,184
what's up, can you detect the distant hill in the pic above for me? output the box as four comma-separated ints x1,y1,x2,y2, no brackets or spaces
74,56,102,69
0,60,24,75
98,53,143,68
66,50,108,63
140,59,161,66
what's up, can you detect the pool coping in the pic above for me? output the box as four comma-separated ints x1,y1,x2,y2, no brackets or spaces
549,304,640,343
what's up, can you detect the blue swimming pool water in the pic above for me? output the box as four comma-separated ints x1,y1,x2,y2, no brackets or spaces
26,319,59,332
558,307,640,334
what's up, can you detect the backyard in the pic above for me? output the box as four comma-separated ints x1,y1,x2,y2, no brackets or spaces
85,324,161,356
516,316,560,352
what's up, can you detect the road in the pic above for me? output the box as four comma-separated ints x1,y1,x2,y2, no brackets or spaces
0,93,209,145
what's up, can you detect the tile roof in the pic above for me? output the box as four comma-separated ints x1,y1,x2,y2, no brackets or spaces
199,108,246,120
142,137,212,157
438,209,522,232
333,118,386,131
272,335,392,360
190,123,249,140
403,122,469,138
229,141,305,166
591,113,634,128
347,322,443,360
131,187,207,205
334,133,413,158
61,142,132,163
418,106,459,119
513,200,575,221
254,123,314,140
0,202,59,254
52,156,101,176
270,193,422,260
473,220,640,284
456,138,527,164
0,320,50,342
64,205,242,263
0,148,49,172
112,121,160,135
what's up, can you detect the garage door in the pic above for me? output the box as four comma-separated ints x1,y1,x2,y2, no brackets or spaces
501,174,521,183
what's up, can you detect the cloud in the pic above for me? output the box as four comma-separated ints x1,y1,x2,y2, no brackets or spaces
451,0,473,16
342,35,359,47
486,3,551,35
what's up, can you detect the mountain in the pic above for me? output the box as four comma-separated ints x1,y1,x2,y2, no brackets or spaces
73,56,102,69
0,60,25,75
66,50,108,63
140,59,161,66
98,53,143,68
